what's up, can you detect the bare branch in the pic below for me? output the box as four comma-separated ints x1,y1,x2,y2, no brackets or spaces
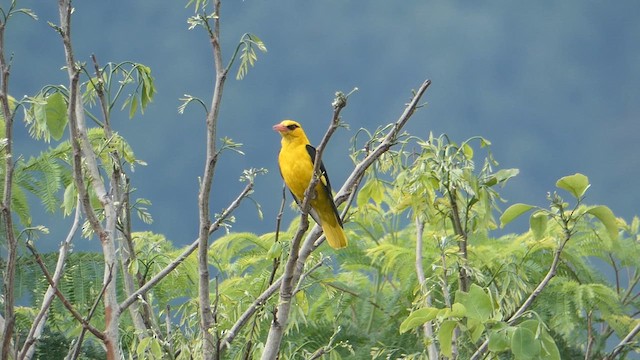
19,204,82,359
0,7,18,358
119,180,254,312
25,241,105,341
415,218,439,359
604,321,640,360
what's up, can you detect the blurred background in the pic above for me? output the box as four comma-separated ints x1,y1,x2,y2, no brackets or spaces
5,0,639,248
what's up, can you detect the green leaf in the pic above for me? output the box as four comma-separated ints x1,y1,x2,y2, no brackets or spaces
45,92,68,141
539,328,561,360
462,142,473,160
586,205,618,240
455,284,493,322
128,95,138,119
399,307,439,333
529,211,548,239
33,97,48,137
556,173,590,199
511,326,541,359
467,318,485,343
500,203,535,228
450,302,466,318
438,320,457,358
484,168,520,187
488,329,510,353
62,182,77,216
356,178,385,207
266,241,283,259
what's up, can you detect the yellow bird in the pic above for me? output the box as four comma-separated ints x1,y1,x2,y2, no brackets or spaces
273,120,348,249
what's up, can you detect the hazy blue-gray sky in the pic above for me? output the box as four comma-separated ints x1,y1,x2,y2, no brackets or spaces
7,1,640,247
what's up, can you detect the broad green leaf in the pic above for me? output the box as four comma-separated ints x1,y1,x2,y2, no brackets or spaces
484,168,519,187
130,257,140,275
500,203,535,228
399,307,439,333
128,95,138,119
266,241,283,259
296,290,309,313
586,205,618,240
455,284,493,322
438,320,457,358
556,173,590,199
539,328,561,360
480,137,492,147
45,92,68,141
136,337,151,357
450,302,466,318
511,326,540,359
356,178,384,207
488,329,510,353
467,318,485,343
33,97,48,135
529,211,548,239
462,142,473,160
150,339,162,358
62,182,77,216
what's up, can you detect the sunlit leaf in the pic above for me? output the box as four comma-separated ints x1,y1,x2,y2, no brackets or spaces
399,307,439,333
438,320,457,358
455,284,493,321
500,203,535,228
511,325,540,359
556,173,590,199
529,211,548,239
586,205,618,240
488,329,510,353
44,92,68,141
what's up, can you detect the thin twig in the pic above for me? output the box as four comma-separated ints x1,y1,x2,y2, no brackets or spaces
604,321,640,360
119,180,254,312
19,203,82,359
415,218,439,359
68,264,114,360
470,216,573,360
25,242,105,341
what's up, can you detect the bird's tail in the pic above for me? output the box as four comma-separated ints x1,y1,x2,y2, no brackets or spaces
318,211,348,249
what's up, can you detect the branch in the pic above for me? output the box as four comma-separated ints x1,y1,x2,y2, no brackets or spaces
0,8,19,358
604,321,640,360
219,278,282,350
25,241,105,341
470,227,572,360
19,204,82,359
119,180,254,312
415,217,439,359
67,264,113,360
334,79,431,204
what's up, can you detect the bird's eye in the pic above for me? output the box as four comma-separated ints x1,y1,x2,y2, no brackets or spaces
286,124,298,130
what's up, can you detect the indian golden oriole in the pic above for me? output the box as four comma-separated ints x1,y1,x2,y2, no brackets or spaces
273,119,347,249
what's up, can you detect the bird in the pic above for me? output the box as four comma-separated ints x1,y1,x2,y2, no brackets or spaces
273,119,348,249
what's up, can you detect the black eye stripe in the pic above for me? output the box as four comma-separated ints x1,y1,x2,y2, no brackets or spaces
286,124,299,130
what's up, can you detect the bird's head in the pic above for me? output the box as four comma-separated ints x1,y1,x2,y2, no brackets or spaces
273,120,307,140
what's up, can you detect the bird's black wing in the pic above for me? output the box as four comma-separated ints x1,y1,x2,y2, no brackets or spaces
306,144,343,227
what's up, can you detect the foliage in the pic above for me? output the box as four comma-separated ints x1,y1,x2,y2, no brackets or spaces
1,0,638,359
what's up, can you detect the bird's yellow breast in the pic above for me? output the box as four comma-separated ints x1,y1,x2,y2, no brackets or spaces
278,143,314,200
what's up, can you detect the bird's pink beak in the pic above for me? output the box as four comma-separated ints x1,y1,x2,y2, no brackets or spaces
273,123,287,133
